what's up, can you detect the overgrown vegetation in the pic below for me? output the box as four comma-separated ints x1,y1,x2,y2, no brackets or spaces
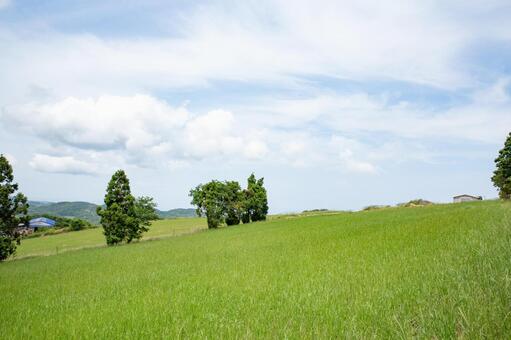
492,131,511,199
190,173,268,228
363,204,392,211
0,154,28,261
363,199,433,211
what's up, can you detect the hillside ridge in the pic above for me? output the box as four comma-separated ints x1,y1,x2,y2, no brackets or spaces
28,200,197,223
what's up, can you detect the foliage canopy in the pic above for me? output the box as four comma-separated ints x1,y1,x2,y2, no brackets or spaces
134,196,160,230
190,173,268,228
243,173,269,222
492,132,511,199
0,154,28,260
97,170,148,245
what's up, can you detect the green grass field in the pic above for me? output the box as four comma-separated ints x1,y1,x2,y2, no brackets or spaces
1,200,510,338
15,218,207,258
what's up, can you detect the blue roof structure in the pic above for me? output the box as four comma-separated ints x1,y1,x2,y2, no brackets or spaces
29,217,56,228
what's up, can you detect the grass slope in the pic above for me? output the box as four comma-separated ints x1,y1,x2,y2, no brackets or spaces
1,201,510,338
15,218,207,258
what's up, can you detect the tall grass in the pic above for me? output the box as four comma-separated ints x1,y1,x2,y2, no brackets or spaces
0,200,509,338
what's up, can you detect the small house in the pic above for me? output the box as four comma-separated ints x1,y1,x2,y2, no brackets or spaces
29,217,56,231
453,194,482,203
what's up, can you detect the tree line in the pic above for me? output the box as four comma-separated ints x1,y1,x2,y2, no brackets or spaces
189,173,269,229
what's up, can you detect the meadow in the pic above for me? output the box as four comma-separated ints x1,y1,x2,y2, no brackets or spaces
0,200,510,338
15,218,207,258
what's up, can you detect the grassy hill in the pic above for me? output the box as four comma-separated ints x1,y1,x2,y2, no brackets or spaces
1,200,510,338
28,201,196,223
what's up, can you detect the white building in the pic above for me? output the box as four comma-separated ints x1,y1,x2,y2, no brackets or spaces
453,194,482,203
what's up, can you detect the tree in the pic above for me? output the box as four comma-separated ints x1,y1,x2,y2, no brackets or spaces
492,132,511,199
223,181,242,226
190,180,226,229
242,173,269,223
0,154,28,261
190,175,268,228
97,170,146,245
134,196,159,230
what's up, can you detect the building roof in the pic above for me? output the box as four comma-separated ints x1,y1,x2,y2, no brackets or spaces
453,194,482,199
29,217,56,228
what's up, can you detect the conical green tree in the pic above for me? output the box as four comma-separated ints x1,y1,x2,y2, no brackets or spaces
0,154,28,260
97,170,146,245
242,173,269,223
492,132,511,199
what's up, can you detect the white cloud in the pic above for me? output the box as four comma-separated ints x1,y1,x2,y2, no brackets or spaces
243,140,268,160
183,110,240,158
1,0,510,107
330,136,377,174
2,95,269,170
342,156,377,174
167,159,190,171
182,109,268,160
29,154,99,175
249,80,511,144
278,137,319,167
1,1,509,178
3,79,508,176
8,94,188,151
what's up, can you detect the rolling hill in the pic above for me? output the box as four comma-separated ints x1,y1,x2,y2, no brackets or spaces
156,208,198,218
28,201,100,223
3,200,510,338
28,201,197,223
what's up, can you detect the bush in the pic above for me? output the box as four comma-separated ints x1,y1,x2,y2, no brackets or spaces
397,199,433,207
363,205,391,211
70,219,87,231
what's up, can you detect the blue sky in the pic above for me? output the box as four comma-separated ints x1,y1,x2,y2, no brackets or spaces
0,0,510,212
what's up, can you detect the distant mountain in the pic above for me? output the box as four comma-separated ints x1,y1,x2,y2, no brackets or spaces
29,201,101,223
28,201,53,208
28,201,197,223
157,208,197,218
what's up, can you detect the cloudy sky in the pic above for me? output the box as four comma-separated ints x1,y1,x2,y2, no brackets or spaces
1,0,510,212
